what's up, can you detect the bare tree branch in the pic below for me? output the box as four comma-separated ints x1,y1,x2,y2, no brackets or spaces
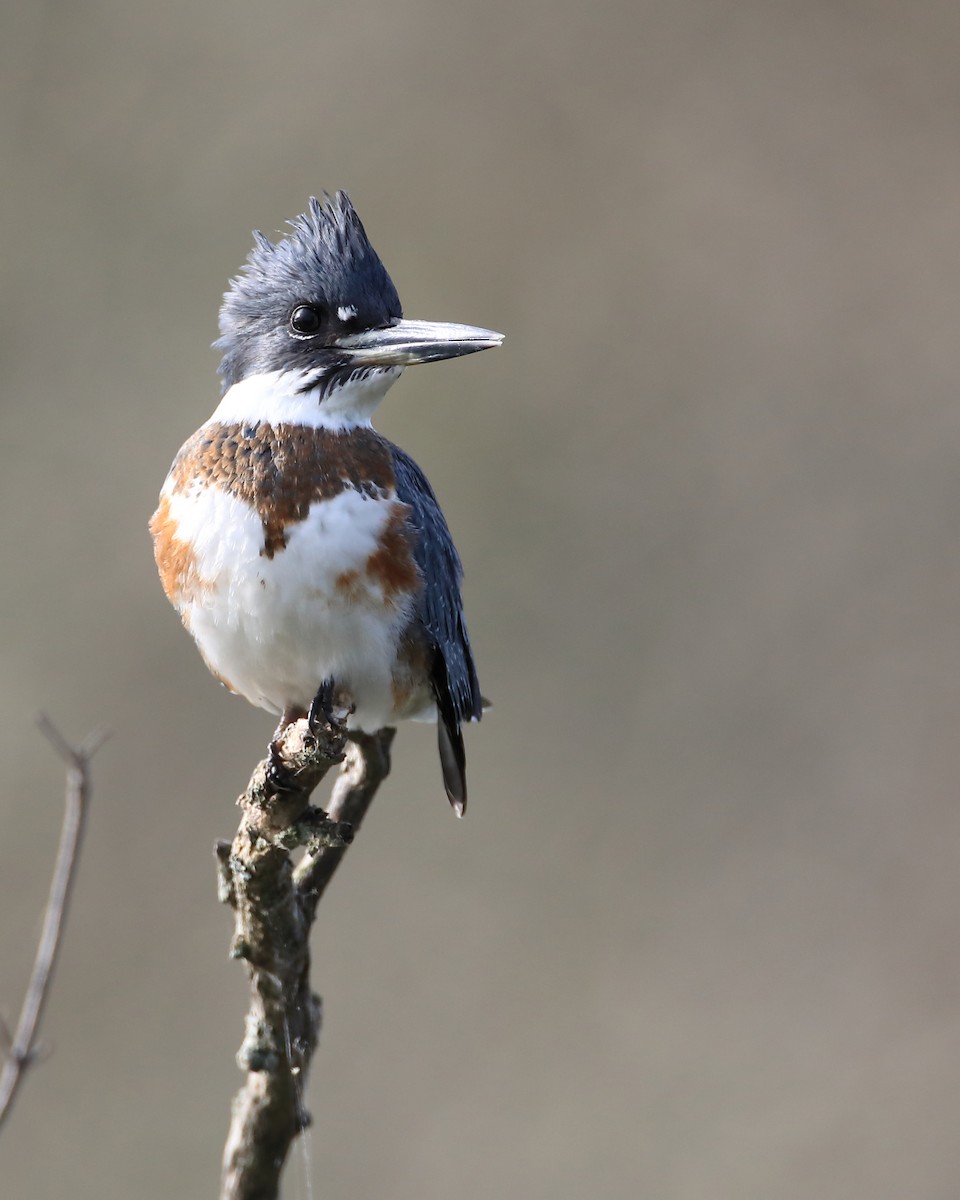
0,716,107,1132
218,719,394,1200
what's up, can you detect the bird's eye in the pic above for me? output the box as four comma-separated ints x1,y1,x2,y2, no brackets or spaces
289,304,323,335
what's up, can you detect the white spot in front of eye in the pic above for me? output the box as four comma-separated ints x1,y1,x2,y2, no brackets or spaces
338,305,358,321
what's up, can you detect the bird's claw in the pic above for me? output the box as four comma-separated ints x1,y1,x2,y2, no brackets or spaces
307,678,354,735
265,739,302,795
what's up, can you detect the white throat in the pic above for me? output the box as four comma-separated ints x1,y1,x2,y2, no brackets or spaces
206,366,404,431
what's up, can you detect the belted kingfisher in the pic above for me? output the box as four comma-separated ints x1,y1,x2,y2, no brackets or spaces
150,193,502,813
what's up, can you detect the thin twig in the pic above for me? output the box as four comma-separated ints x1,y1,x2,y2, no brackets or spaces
219,720,394,1200
0,716,107,1132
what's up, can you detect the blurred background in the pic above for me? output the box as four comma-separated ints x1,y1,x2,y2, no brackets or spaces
2,2,960,1196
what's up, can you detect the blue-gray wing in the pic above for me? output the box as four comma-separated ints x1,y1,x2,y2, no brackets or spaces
391,445,482,811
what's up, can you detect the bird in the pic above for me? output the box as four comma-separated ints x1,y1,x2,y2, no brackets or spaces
150,192,502,814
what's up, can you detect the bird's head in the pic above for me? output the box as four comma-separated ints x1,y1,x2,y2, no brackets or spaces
214,192,502,426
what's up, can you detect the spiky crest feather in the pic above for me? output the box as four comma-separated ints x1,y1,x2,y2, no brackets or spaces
214,192,402,391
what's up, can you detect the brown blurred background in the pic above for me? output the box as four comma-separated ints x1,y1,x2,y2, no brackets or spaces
3,2,960,1196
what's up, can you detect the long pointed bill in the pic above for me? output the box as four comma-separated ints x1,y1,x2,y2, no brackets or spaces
333,319,504,366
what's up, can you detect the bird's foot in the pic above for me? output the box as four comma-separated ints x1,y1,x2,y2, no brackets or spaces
307,678,354,736
265,738,303,796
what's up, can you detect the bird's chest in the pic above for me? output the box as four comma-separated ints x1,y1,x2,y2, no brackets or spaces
151,422,421,706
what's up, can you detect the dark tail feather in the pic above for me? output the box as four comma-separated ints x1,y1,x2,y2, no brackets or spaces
437,718,467,817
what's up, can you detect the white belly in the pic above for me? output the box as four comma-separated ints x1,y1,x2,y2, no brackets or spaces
163,478,418,728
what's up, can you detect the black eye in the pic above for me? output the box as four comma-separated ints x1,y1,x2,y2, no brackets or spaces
289,304,323,335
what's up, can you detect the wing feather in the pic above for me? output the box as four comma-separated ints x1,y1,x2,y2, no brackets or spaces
390,445,482,810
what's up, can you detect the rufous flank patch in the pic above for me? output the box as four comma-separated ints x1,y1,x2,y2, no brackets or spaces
150,493,205,607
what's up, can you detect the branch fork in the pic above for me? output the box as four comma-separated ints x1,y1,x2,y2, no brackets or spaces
218,718,394,1200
